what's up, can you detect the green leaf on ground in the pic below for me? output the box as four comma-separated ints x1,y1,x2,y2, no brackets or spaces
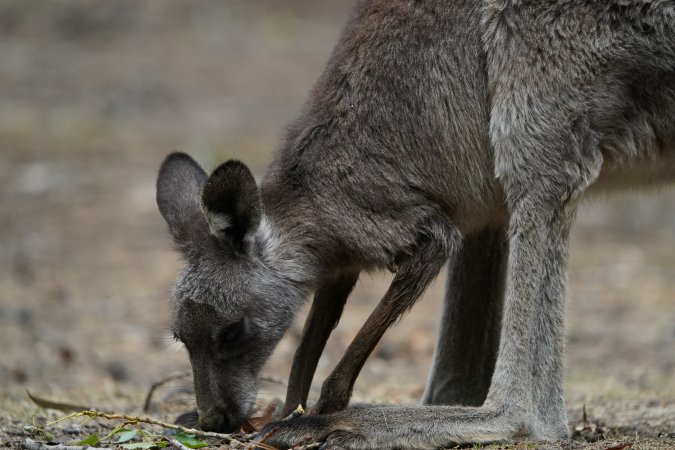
78,432,100,446
174,433,209,449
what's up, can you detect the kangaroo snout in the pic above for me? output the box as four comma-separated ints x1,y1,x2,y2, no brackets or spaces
198,406,241,432
192,372,253,432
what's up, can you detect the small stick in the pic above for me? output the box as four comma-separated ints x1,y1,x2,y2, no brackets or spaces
143,372,192,412
249,426,279,450
582,404,587,425
24,438,112,450
47,410,241,444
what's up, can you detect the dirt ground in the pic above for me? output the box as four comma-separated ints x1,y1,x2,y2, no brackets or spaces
1,2,674,449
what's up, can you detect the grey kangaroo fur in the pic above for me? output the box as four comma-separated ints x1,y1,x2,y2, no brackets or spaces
156,0,675,448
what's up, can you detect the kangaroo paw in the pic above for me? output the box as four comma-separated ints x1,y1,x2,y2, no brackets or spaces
260,414,369,450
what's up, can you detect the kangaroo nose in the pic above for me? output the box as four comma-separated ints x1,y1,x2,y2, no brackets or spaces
198,411,225,432
198,409,241,432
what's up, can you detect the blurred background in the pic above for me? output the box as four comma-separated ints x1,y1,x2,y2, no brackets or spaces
1,0,674,442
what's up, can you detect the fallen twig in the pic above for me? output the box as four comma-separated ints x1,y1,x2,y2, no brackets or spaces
24,438,111,450
143,372,192,412
37,404,317,449
251,426,279,450
48,410,243,445
582,404,587,425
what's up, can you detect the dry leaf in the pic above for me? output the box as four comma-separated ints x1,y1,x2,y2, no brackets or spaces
241,404,277,432
26,390,90,412
604,444,632,450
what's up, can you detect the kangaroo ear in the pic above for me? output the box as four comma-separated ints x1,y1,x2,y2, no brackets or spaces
156,152,209,245
201,160,261,254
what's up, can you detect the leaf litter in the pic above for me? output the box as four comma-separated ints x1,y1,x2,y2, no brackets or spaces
23,391,313,450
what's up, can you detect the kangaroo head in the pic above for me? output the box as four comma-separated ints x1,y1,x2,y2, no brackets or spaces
156,153,302,432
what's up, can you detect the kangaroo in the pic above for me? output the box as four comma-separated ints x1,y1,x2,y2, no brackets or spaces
156,0,675,447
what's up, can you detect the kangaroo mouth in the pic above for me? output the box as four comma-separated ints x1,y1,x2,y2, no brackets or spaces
198,407,246,432
173,410,199,429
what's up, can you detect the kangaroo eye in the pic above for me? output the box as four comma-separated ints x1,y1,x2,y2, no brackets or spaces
217,317,246,346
